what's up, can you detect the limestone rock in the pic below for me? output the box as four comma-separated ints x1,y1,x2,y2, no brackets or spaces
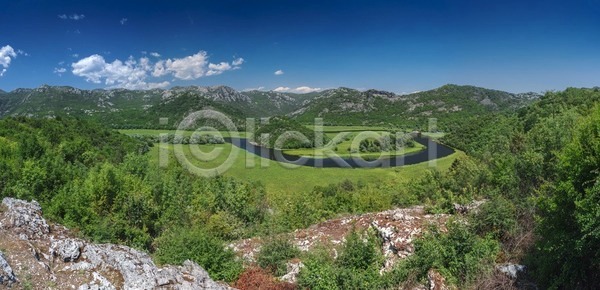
0,198,232,290
427,269,449,290
231,206,449,274
279,261,304,283
78,272,116,290
0,251,17,286
51,238,83,262
497,264,526,279
1,197,50,239
453,200,486,215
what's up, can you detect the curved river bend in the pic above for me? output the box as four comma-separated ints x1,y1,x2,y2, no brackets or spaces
223,136,455,168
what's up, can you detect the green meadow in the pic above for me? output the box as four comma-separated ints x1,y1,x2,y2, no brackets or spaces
146,141,460,196
122,127,459,201
282,131,426,158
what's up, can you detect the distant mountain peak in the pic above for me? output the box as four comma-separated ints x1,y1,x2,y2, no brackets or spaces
0,84,541,128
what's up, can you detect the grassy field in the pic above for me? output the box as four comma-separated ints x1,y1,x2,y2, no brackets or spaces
124,127,459,197
283,131,426,158
149,142,462,196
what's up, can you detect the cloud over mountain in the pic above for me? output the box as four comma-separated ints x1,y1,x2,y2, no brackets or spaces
71,51,244,89
273,86,321,93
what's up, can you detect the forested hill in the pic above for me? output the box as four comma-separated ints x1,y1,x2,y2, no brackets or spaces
291,85,539,127
0,84,538,129
437,87,600,288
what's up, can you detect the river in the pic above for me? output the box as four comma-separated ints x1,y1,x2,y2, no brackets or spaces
223,135,455,168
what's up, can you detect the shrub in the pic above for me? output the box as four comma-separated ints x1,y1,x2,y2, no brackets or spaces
257,236,300,276
472,196,517,241
154,227,242,282
298,228,384,289
385,220,500,287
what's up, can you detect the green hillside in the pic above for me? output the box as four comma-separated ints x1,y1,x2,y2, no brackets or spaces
0,84,538,130
292,85,538,129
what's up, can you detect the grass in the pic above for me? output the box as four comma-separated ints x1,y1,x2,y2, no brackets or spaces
421,132,446,139
283,131,426,158
149,142,462,197
125,127,460,197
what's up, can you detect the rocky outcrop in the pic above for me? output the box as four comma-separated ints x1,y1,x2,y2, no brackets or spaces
369,207,447,272
0,197,232,289
279,261,304,283
0,251,17,286
50,238,83,262
497,264,526,279
230,206,449,275
453,199,486,215
427,269,449,290
0,198,50,240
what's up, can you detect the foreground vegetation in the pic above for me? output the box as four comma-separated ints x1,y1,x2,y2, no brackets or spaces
0,87,598,288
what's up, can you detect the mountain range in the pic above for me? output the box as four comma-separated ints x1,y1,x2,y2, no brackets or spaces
0,84,540,129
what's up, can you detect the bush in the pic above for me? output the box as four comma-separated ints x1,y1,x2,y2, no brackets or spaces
154,227,242,282
257,236,300,276
472,196,517,241
298,228,384,289
385,220,500,287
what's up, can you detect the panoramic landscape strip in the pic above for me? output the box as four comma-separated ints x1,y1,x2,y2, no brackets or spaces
1,0,600,289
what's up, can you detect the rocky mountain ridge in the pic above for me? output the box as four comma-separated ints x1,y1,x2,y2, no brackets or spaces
291,84,540,126
0,84,541,128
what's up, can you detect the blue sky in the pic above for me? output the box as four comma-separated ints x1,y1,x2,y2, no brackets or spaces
1,0,599,93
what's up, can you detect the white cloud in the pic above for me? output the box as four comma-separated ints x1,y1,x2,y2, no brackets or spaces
294,86,322,93
272,86,322,93
153,51,209,80
207,62,232,76
273,86,290,92
0,45,17,77
59,14,85,20
274,69,284,75
72,50,243,89
70,14,85,20
53,67,67,76
120,18,127,25
152,51,243,80
242,86,266,91
232,57,244,66
72,53,79,58
72,54,169,89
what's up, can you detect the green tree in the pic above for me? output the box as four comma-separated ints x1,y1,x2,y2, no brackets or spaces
532,106,600,289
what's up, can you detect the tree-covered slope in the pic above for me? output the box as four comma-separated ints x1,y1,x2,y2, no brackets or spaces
0,84,538,130
0,85,319,128
291,85,539,128
241,90,321,117
254,116,328,149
